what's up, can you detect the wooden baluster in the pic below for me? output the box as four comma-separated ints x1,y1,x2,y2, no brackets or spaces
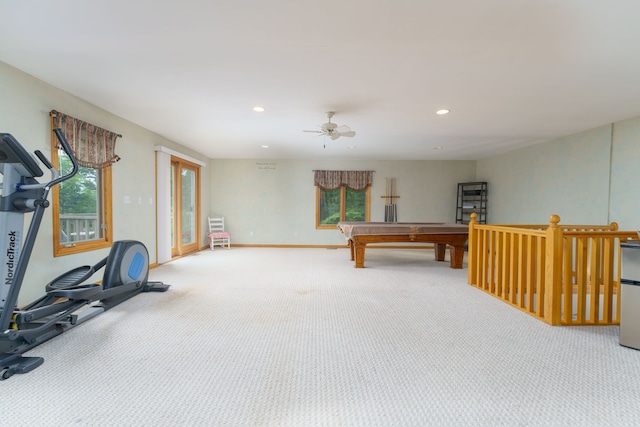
602,236,614,323
526,234,535,313
590,237,602,323
576,236,589,323
502,231,511,301
517,234,526,308
509,233,517,303
563,237,574,324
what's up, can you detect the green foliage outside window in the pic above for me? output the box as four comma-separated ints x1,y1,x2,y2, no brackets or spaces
345,187,366,221
320,187,366,224
57,152,102,243
58,153,98,215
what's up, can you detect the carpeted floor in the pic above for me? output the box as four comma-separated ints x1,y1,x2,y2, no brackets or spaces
4,247,640,426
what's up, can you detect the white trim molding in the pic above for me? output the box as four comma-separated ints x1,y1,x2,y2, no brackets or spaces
154,145,207,167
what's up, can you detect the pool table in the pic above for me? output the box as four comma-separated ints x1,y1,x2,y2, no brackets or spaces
337,221,469,269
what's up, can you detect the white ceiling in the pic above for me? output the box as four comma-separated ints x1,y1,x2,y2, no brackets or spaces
2,0,640,160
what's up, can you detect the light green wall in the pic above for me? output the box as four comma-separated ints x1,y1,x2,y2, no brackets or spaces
477,119,639,231
0,61,210,304
610,116,640,230
210,158,476,245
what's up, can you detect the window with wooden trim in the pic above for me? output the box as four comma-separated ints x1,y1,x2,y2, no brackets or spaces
316,186,370,229
314,170,373,229
50,113,118,256
51,143,113,256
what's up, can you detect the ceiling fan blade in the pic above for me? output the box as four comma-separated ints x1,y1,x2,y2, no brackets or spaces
330,133,341,140
303,130,322,133
335,125,351,133
337,131,356,138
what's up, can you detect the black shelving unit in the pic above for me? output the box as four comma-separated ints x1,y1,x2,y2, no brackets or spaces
456,182,487,224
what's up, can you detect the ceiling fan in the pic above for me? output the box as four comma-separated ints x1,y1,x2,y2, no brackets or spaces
303,111,356,141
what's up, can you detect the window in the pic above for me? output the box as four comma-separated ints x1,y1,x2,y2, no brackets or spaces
50,112,119,256
316,186,370,229
314,170,373,229
51,146,113,256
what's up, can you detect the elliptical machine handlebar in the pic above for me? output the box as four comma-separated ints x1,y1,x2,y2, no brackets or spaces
48,128,78,189
11,129,78,193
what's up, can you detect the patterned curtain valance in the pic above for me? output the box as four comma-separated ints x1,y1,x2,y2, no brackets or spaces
313,170,374,191
50,110,121,169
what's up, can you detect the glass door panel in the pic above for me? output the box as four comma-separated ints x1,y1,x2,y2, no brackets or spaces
181,167,196,246
170,163,175,251
170,158,199,257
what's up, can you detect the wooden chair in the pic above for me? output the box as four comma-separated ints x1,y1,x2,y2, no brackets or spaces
208,216,231,250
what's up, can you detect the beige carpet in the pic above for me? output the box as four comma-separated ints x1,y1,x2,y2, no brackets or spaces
4,247,640,426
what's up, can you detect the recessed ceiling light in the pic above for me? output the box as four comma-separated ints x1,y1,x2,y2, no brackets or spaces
347,145,356,149
433,146,443,150
261,145,269,149
253,106,266,112
436,109,450,115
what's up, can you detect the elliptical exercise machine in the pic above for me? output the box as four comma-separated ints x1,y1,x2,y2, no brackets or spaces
0,129,169,380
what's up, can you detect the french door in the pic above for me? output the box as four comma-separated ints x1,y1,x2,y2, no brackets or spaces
170,157,200,257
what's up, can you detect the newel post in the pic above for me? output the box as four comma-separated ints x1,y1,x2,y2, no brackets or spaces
468,212,478,285
544,214,563,325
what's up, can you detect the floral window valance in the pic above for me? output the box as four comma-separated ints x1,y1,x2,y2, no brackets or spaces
313,170,373,191
50,110,122,169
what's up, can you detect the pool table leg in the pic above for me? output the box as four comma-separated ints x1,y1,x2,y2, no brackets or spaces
435,243,464,269
354,244,366,268
449,245,465,269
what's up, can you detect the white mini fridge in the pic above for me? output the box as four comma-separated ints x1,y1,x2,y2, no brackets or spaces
620,241,640,350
